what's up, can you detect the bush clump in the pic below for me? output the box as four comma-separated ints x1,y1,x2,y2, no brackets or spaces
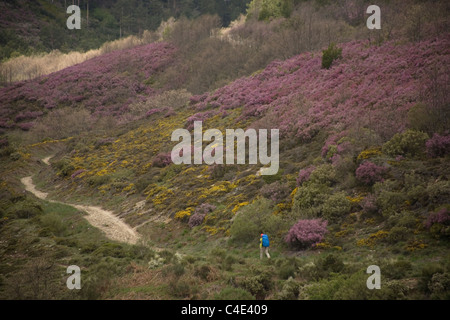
424,208,450,238
260,181,291,203
426,133,450,158
322,192,352,222
322,43,342,69
8,198,43,219
382,129,429,157
152,152,172,168
230,198,285,244
355,161,387,185
188,203,216,228
285,218,328,249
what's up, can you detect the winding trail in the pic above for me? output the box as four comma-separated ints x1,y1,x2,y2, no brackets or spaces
21,172,140,245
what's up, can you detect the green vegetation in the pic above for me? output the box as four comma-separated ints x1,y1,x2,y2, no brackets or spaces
321,43,342,69
0,0,449,301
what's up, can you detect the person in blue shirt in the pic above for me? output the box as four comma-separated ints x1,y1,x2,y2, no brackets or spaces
260,233,271,259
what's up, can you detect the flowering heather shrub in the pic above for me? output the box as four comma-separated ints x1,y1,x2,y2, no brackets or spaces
145,108,163,117
0,138,8,148
188,213,205,228
382,129,429,157
0,42,176,124
360,194,379,215
71,169,86,179
187,203,216,228
285,218,328,248
426,133,450,158
14,111,43,122
355,161,387,185
296,166,315,186
186,37,448,142
185,111,217,130
17,122,34,131
260,181,290,203
424,208,450,229
152,152,172,168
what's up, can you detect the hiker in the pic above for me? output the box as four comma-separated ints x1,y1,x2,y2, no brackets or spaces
260,233,271,259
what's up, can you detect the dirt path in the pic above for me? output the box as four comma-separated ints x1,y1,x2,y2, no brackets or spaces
42,156,53,166
21,175,140,245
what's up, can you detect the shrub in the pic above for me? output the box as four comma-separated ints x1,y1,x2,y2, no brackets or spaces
87,175,110,187
309,164,336,186
382,129,429,157
291,183,329,218
7,198,43,219
382,260,412,279
53,158,75,177
425,208,450,238
428,272,450,299
322,192,352,222
260,181,290,203
275,277,300,300
278,261,297,280
152,152,172,168
168,279,193,298
360,194,379,215
188,213,205,228
373,180,407,217
418,264,445,294
424,208,450,229
386,226,410,243
40,213,68,236
322,43,342,69
426,133,450,158
285,218,328,249
0,138,8,148
296,166,315,186
239,272,273,299
317,254,345,276
426,180,450,205
230,198,284,244
188,203,216,228
355,161,387,185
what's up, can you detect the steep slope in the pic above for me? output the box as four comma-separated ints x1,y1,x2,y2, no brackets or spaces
35,34,449,236
1,31,449,300
0,41,176,130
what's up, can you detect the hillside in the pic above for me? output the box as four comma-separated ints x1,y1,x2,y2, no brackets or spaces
0,0,449,301
0,0,250,61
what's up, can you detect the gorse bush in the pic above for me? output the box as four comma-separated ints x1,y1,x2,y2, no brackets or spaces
322,43,342,69
292,164,336,219
230,198,285,244
285,218,328,249
322,192,352,222
292,183,330,218
382,129,429,157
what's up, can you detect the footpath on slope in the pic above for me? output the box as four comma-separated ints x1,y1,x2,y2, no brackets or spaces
21,166,141,245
